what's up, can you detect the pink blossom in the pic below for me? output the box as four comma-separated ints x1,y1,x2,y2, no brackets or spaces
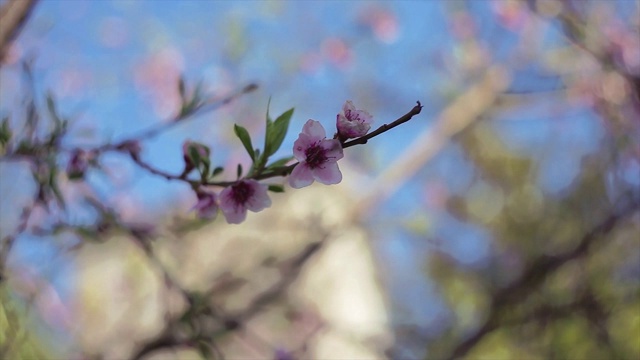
336,100,373,139
219,179,271,224
290,120,344,189
192,190,219,220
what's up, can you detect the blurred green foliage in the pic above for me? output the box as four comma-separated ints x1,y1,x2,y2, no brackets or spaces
0,286,48,360
425,99,639,360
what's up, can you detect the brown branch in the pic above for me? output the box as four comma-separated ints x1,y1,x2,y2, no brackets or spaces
120,102,423,188
342,101,423,149
0,0,38,64
201,101,424,186
444,197,640,360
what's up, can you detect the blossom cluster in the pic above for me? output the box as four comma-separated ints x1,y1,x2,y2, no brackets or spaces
189,100,372,224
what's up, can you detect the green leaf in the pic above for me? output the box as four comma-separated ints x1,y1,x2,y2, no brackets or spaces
233,124,255,160
264,108,294,158
0,117,11,146
268,185,284,193
237,163,243,179
188,146,203,166
265,97,273,124
48,165,66,209
211,166,224,177
178,80,204,119
177,76,186,101
197,341,213,359
46,91,61,127
267,156,294,169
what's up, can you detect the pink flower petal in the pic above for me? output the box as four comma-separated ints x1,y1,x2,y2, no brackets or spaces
313,162,342,185
321,139,344,160
293,133,314,161
302,119,326,139
222,206,247,224
218,187,234,210
245,183,272,212
218,180,270,223
193,193,218,219
289,163,315,188
343,100,356,114
337,101,373,139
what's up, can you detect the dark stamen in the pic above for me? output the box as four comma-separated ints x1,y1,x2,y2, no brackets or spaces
232,181,254,204
305,143,327,169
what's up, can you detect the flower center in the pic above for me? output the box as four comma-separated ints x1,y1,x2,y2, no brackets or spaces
305,143,327,169
232,181,254,204
345,109,362,122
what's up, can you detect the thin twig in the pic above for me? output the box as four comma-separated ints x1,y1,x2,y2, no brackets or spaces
342,101,423,149
122,102,423,188
97,83,258,152
0,203,36,282
203,102,424,186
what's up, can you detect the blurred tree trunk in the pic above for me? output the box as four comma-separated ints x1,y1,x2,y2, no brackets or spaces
0,0,38,63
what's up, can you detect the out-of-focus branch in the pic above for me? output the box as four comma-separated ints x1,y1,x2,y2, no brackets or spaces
0,0,38,63
226,241,323,324
0,203,36,283
129,239,325,360
444,197,640,360
96,83,259,153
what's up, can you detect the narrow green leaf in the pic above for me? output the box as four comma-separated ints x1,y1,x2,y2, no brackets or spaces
268,185,284,193
188,146,202,166
48,166,66,209
233,124,255,160
265,96,273,124
189,81,204,109
264,108,294,158
211,166,224,177
237,163,243,179
177,76,186,101
201,161,210,181
46,92,61,127
0,117,11,146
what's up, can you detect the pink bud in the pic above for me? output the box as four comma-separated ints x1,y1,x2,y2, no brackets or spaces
336,100,373,140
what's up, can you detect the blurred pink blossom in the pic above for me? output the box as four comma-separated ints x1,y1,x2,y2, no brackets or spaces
133,48,185,118
321,37,352,69
192,190,219,220
219,179,271,224
491,0,529,31
359,6,399,44
290,120,343,188
336,100,373,140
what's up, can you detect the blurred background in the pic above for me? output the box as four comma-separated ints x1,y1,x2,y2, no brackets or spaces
1,0,639,359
